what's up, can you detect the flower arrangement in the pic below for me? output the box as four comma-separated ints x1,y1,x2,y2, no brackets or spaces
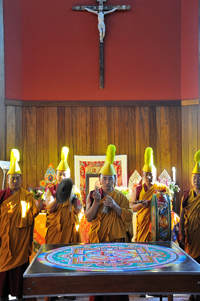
168,182,181,193
157,178,180,195
29,185,46,209
115,186,132,201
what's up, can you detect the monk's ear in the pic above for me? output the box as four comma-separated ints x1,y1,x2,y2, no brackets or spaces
7,175,9,183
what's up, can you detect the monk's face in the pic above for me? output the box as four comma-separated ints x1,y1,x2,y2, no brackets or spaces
100,174,116,193
56,170,69,184
7,174,22,192
192,173,200,190
143,171,153,187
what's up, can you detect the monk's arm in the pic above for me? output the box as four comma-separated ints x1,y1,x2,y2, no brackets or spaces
102,195,122,216
85,193,100,222
111,202,122,216
45,189,58,213
73,196,82,215
130,189,143,212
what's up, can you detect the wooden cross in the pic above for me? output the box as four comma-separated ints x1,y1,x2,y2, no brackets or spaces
72,0,130,89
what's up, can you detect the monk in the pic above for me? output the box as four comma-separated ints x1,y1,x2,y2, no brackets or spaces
130,147,170,242
180,150,200,301
45,146,82,244
85,145,133,301
0,149,39,301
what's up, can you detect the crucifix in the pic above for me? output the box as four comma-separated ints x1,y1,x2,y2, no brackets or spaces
72,0,130,89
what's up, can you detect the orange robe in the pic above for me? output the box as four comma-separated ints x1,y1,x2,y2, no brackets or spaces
183,189,200,259
45,183,82,244
136,183,170,242
45,200,81,244
89,189,133,243
0,188,39,272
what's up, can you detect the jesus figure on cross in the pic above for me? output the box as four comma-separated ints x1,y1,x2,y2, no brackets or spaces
83,5,119,42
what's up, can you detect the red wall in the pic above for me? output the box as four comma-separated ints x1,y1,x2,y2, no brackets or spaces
181,0,199,101
3,0,199,101
4,0,22,100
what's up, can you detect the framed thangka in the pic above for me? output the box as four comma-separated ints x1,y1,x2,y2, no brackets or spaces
74,155,127,206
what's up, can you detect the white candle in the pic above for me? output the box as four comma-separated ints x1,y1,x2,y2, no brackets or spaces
172,167,176,183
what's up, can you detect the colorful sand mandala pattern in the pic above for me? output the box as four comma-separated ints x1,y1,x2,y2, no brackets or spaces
37,243,186,272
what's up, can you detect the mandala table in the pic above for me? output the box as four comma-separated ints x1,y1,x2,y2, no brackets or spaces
23,242,200,299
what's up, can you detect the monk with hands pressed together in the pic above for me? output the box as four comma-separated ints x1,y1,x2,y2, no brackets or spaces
85,144,133,301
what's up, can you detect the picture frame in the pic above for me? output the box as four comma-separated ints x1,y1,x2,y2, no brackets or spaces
85,173,100,197
74,155,127,205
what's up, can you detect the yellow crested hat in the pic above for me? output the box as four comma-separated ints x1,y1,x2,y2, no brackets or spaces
143,147,154,173
7,149,22,175
192,150,200,174
99,144,116,176
57,147,70,171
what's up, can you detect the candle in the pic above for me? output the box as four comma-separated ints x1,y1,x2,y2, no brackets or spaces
172,167,176,183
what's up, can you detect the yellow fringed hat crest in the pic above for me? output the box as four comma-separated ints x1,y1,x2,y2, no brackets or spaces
7,149,22,175
57,147,70,172
99,144,116,176
143,147,154,173
192,150,200,174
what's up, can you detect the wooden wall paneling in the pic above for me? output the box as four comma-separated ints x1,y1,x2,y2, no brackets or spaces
128,107,136,180
70,107,78,181
116,107,129,186
76,106,89,156
149,107,157,166
14,106,23,188
168,106,181,213
90,107,99,155
169,106,181,176
187,105,198,185
48,107,58,172
117,107,129,156
113,107,119,151
64,107,73,179
85,107,91,156
135,107,150,173
106,107,115,146
6,106,16,160
64,107,71,147
181,106,189,195
57,106,66,158
36,107,44,186
97,107,108,155
156,107,161,173
134,107,140,173
22,108,27,188
26,107,37,190
15,107,23,151
156,107,171,175
43,107,49,173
